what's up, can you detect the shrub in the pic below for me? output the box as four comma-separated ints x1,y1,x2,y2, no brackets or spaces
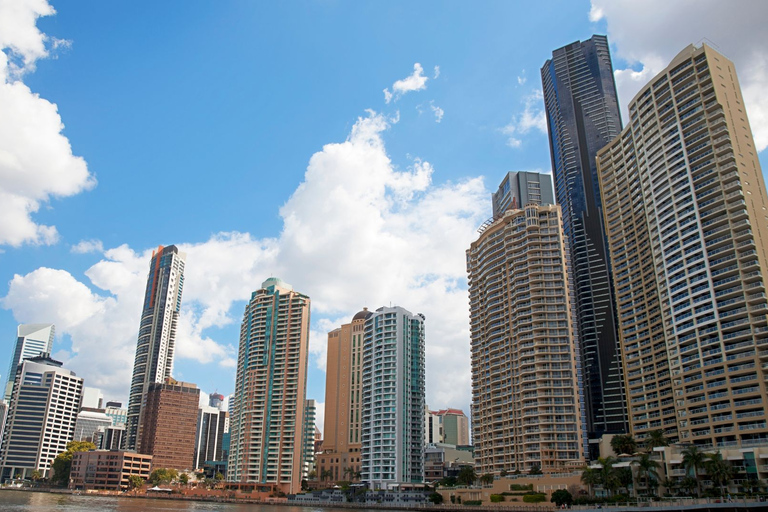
428,492,443,504
463,500,482,506
510,483,533,491
551,489,573,507
522,493,546,503
490,494,505,503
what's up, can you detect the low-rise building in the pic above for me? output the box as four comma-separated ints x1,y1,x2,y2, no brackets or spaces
69,450,152,491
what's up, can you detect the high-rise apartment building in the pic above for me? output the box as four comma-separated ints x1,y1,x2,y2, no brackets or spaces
303,399,316,478
597,43,768,448
125,245,185,451
468,174,584,473
138,378,199,470
228,278,310,494
435,409,470,446
0,354,83,481
541,35,628,438
317,309,369,482
361,306,425,489
4,324,55,401
104,402,127,427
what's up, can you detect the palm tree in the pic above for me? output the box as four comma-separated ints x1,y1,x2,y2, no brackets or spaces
597,457,621,496
704,452,734,497
632,453,660,497
644,430,670,452
581,466,600,498
321,469,333,482
611,434,638,456
480,473,494,486
681,445,706,497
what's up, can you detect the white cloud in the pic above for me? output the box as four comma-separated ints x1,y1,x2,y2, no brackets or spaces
313,401,325,435
517,69,527,85
385,63,429,103
0,0,94,247
71,239,104,254
591,0,768,151
501,89,547,148
430,102,444,123
433,65,440,79
3,111,489,415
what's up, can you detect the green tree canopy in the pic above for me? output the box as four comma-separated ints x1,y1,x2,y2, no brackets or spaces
51,441,97,486
551,489,573,506
681,445,706,497
128,475,144,490
457,466,477,486
644,430,670,452
705,452,734,496
148,468,179,485
610,434,638,456
480,473,494,485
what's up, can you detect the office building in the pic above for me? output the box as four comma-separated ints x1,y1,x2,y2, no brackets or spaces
138,378,199,471
468,175,584,473
69,450,152,491
597,43,768,447
73,408,113,442
81,387,103,409
194,404,227,470
425,407,442,445
303,399,316,478
95,425,125,451
228,278,310,494
492,171,555,218
125,245,186,450
104,403,127,427
4,324,55,401
361,306,426,489
435,409,470,446
0,354,83,481
317,309,369,482
541,35,628,438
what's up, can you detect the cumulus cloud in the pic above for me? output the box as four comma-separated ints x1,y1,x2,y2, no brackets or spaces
384,63,429,103
3,111,490,414
501,89,547,148
71,239,104,254
590,0,768,151
433,65,440,79
517,69,527,85
0,0,94,247
430,101,444,123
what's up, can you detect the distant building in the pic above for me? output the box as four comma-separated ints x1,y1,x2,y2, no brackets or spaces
424,443,474,482
435,409,470,446
81,387,103,409
209,392,224,409
125,245,186,450
69,450,152,491
194,404,227,470
492,171,555,218
0,353,83,481
73,408,113,442
104,403,127,427
138,378,199,471
228,278,310,494
4,324,55,401
303,399,316,478
425,407,441,445
95,425,125,451
361,306,425,489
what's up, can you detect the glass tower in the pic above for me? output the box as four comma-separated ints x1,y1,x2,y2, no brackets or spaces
124,245,186,450
541,35,628,438
4,324,55,401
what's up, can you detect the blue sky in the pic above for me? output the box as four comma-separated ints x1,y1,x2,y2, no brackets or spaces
1,0,767,430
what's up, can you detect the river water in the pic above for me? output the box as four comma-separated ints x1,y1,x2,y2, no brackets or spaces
0,492,356,512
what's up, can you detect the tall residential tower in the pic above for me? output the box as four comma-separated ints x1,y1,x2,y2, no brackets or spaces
4,324,55,401
597,44,768,448
125,245,186,450
228,278,310,494
541,35,628,438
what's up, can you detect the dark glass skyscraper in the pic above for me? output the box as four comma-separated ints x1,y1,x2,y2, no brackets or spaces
541,35,627,438
124,245,185,450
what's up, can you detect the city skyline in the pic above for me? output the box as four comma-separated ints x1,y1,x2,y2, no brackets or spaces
1,0,768,432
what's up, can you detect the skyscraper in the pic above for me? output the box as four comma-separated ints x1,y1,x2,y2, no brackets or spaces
597,43,768,447
361,306,425,488
317,308,369,482
492,171,556,218
194,402,227,470
468,173,585,473
228,278,310,494
303,399,316,479
125,245,186,451
0,354,83,481
4,324,55,401
541,35,628,438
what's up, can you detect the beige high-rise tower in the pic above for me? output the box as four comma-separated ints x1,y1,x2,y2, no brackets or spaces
468,177,585,473
597,43,768,448
316,309,369,482
228,278,310,494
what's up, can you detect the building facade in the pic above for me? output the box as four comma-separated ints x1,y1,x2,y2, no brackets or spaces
303,399,316,478
194,404,227,470
468,178,585,473
361,306,425,489
69,450,152,491
541,35,628,438
435,409,470,446
317,309,369,483
492,171,556,218
104,402,127,427
138,378,199,471
4,324,55,401
228,278,310,494
0,354,83,481
425,407,442,445
597,43,768,448
125,245,186,450
96,425,125,451
73,408,113,442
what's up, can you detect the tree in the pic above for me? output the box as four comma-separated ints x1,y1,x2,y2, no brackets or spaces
610,434,638,456
644,430,670,452
480,473,494,485
529,465,543,475
499,470,508,477
308,469,316,480
632,453,660,497
597,457,621,496
148,468,178,485
457,466,477,486
320,469,332,482
214,472,224,483
428,492,444,504
551,489,573,507
681,445,706,497
581,466,600,498
128,475,144,491
30,470,41,483
179,473,189,485
680,476,698,496
705,452,734,497
51,441,97,486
